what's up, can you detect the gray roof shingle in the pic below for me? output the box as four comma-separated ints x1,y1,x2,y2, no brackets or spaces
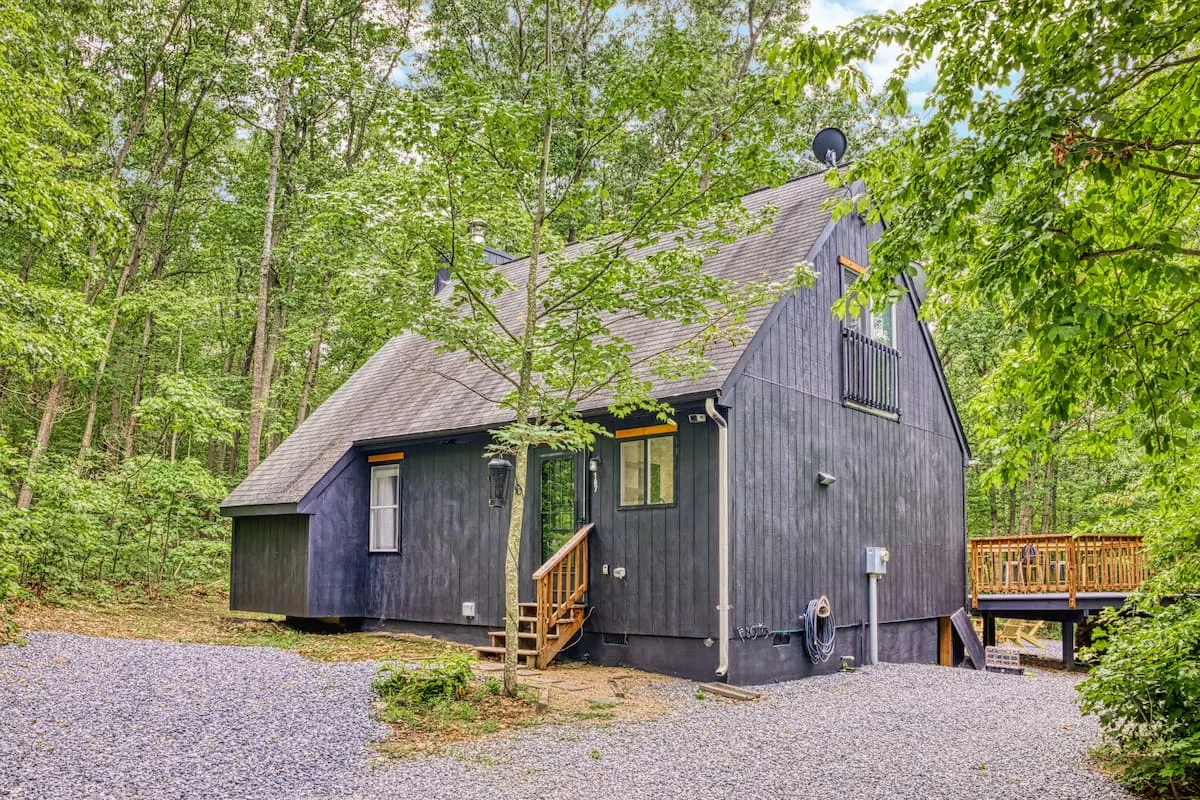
222,174,836,511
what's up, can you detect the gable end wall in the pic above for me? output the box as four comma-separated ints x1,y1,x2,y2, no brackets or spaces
725,214,967,678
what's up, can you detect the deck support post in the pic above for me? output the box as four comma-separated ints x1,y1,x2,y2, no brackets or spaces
982,613,996,647
1061,618,1075,671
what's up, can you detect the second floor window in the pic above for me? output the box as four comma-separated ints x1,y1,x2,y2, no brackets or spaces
842,264,895,348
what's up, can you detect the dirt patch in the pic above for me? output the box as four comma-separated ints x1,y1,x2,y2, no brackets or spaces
12,594,459,664
373,661,678,758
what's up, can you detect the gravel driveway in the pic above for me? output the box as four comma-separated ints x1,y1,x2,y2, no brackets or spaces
1,633,1131,800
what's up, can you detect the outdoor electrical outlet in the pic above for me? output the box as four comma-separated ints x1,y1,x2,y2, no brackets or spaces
602,564,609,575
461,601,476,618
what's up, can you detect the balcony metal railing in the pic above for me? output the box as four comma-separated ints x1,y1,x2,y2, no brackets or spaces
841,327,901,415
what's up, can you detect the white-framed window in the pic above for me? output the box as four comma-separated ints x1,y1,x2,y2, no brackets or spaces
369,463,400,552
842,265,895,348
619,435,676,507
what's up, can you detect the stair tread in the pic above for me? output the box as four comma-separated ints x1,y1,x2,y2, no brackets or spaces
475,645,538,656
488,630,567,640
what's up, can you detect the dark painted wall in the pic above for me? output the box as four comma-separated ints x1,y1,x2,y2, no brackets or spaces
724,214,966,683
305,457,369,617
361,438,517,627
727,619,938,685
587,407,719,640
229,514,309,616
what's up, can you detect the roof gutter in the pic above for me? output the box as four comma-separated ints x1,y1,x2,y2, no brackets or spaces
705,396,731,678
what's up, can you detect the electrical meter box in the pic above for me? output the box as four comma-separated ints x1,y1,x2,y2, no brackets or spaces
865,546,890,575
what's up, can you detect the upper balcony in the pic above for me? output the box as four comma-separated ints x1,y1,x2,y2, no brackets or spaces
841,327,901,417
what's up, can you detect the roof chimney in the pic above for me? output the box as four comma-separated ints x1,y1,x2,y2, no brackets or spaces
468,219,487,245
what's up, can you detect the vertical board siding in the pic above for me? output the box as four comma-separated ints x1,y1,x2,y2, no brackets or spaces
230,515,309,616
360,438,512,627
729,214,966,644
590,408,718,639
306,458,368,617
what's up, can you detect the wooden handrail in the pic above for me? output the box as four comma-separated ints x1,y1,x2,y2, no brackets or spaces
969,534,1148,609
533,522,593,662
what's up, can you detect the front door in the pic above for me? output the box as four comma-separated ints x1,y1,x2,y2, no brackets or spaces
539,455,581,562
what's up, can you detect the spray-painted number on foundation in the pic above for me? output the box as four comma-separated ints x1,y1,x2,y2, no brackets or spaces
735,623,771,641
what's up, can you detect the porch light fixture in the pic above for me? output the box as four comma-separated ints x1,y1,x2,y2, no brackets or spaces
588,457,601,493
816,472,837,486
487,457,513,507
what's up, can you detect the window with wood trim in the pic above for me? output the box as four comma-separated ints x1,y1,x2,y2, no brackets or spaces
619,435,676,507
839,256,901,416
840,260,895,348
369,463,401,552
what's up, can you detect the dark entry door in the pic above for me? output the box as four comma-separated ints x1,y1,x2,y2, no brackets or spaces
539,455,581,562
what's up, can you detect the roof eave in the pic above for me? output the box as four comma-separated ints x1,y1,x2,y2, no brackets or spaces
219,502,301,518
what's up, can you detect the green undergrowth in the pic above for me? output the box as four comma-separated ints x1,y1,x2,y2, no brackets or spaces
372,653,540,754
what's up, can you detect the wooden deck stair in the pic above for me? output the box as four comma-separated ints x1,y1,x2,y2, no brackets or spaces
476,602,588,666
475,523,593,669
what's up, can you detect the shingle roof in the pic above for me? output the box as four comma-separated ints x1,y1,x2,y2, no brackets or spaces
221,173,837,511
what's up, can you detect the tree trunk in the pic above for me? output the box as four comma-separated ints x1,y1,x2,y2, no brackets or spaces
987,484,999,537
17,374,67,509
1017,473,1036,536
1040,456,1056,535
123,314,156,458
246,0,307,475
1006,486,1017,536
503,0,554,696
296,274,331,426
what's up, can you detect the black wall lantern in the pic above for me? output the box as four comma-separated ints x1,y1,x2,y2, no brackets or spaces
487,457,513,507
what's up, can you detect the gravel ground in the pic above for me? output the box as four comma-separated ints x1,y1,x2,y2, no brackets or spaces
1017,638,1065,660
1,633,1132,800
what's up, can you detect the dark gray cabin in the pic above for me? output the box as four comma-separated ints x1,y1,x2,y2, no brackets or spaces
220,173,969,684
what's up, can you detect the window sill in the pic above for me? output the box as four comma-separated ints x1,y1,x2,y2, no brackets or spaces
618,503,677,511
368,548,400,554
843,400,901,422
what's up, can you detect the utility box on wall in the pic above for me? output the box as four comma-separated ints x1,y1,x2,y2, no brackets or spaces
865,547,889,575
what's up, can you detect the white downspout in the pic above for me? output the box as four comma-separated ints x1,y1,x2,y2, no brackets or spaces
868,573,879,666
706,397,730,677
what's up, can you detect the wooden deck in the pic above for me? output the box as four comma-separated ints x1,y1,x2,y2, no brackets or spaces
969,534,1149,667
970,533,1148,610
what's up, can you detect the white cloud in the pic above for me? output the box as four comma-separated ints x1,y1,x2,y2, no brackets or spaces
805,0,936,94
807,0,921,32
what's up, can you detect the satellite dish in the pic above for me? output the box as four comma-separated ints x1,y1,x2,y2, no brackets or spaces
812,127,848,167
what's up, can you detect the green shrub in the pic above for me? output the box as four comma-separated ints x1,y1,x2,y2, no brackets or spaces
373,651,476,705
1078,599,1200,797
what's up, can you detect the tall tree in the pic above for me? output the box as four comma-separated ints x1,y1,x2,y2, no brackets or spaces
784,1,1200,791
245,0,307,475
322,0,823,694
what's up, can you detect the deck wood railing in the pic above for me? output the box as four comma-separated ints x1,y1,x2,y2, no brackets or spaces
970,534,1148,609
532,522,593,664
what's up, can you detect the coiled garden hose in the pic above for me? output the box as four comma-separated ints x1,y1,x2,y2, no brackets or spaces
804,595,836,664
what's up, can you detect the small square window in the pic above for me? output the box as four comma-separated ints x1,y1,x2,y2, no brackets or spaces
369,463,400,552
620,435,675,507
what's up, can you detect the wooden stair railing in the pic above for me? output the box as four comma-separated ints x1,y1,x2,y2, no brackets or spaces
970,533,1148,609
532,523,592,668
475,523,593,669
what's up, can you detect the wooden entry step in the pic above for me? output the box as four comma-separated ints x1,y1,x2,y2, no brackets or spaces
475,525,594,669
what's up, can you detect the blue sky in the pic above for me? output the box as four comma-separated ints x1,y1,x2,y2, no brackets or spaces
808,0,938,111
